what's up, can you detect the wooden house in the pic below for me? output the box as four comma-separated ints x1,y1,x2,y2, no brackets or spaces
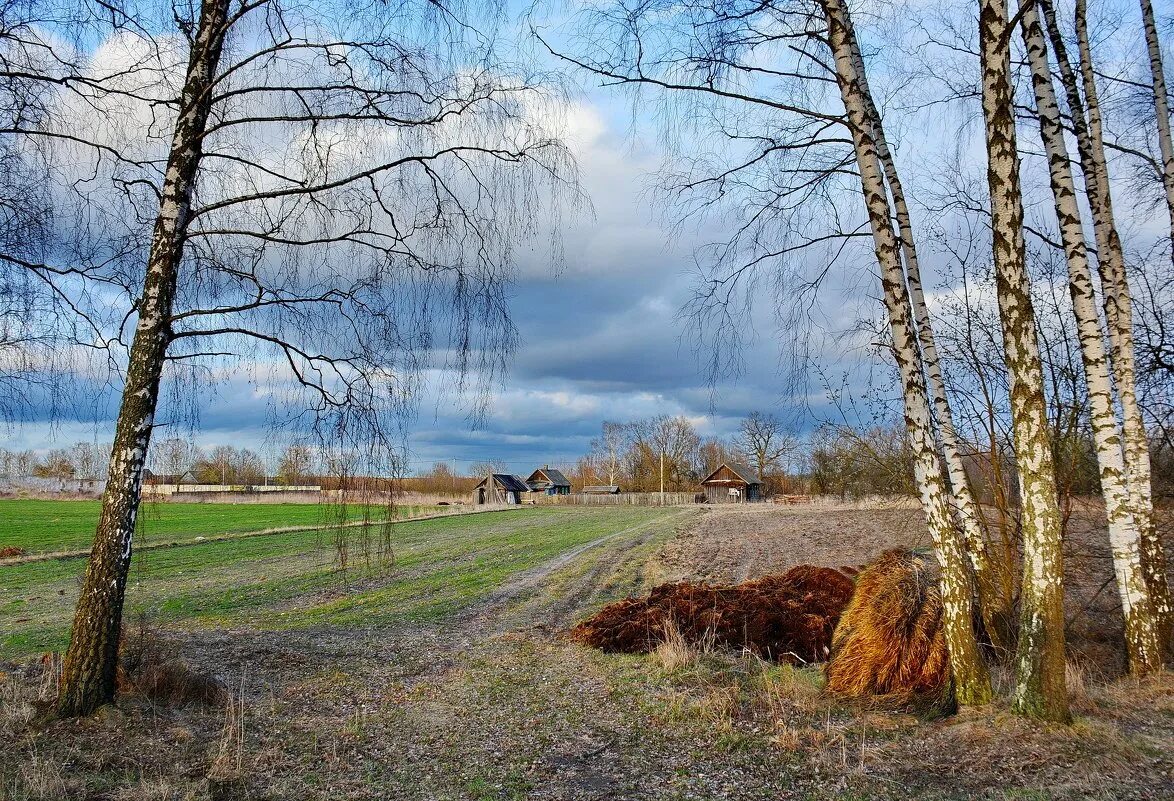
525,466,572,495
700,462,763,503
582,485,621,494
473,473,530,505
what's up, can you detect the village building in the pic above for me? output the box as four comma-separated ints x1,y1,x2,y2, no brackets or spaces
699,462,763,503
472,473,530,505
582,485,621,494
525,466,572,495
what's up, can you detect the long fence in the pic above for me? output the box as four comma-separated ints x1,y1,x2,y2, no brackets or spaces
530,491,698,506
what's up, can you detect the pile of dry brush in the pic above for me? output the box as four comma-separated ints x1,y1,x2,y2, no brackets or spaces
823,549,953,714
570,565,857,663
572,549,954,714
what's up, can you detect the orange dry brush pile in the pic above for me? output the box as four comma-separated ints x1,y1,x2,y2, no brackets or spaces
823,549,954,714
570,565,856,663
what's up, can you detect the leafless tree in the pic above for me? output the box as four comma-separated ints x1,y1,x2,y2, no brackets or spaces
978,0,1069,721
0,0,577,716
153,437,197,488
590,421,628,487
543,0,991,701
737,411,799,480
1022,0,1163,671
277,443,315,486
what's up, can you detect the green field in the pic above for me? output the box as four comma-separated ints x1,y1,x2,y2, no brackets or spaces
0,505,678,658
0,498,434,555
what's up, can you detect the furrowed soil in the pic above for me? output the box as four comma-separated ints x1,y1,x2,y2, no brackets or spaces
2,502,1171,800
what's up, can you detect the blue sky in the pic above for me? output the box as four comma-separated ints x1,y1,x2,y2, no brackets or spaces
18,0,1164,477
4,66,883,476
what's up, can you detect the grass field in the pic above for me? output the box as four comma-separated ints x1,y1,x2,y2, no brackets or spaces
3,502,1171,800
0,498,433,555
0,505,677,658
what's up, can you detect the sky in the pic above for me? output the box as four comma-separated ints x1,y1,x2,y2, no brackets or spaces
2,2,901,477
6,87,876,476
5,0,1164,478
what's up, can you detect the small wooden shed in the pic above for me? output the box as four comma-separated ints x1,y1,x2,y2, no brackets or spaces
473,473,530,505
582,485,621,494
526,466,572,495
700,462,762,503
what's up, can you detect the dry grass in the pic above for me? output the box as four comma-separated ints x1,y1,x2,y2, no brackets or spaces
824,549,953,715
12,751,68,800
651,618,715,671
207,675,246,784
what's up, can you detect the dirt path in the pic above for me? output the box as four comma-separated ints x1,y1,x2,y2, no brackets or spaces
468,507,697,632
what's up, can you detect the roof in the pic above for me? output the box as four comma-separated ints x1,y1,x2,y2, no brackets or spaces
583,485,620,493
474,473,531,493
700,462,762,485
527,467,571,487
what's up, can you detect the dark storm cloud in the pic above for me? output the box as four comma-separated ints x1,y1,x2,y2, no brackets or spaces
10,96,888,474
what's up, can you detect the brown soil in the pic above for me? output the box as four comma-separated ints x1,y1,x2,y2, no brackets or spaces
657,501,928,584
570,565,855,663
0,546,25,559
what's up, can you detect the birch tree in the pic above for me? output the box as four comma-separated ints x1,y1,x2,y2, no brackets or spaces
841,18,1014,653
1,0,575,717
1019,1,1162,673
817,0,990,705
544,0,991,700
1038,0,1172,652
1139,0,1174,262
978,0,1069,721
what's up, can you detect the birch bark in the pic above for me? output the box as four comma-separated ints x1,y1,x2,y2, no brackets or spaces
1062,0,1172,649
843,21,1015,654
56,0,232,717
979,0,1069,721
1140,0,1174,262
819,0,991,705
1020,1,1163,674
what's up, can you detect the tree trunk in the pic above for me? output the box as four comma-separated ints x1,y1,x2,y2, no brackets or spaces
1020,2,1163,674
979,0,1069,722
820,0,992,705
1140,0,1174,263
843,21,1016,655
55,0,232,718
1060,0,1173,649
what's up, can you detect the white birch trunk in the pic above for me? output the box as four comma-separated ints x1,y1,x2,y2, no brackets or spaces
1020,2,1163,674
1064,0,1172,649
979,0,1069,722
56,0,232,717
1140,0,1174,262
844,24,1015,653
820,0,991,705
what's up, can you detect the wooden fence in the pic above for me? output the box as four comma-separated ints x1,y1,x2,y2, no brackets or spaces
531,491,698,506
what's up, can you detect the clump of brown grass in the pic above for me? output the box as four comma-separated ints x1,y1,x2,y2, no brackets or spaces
823,549,954,715
652,618,715,671
206,675,247,800
571,564,856,662
0,545,26,559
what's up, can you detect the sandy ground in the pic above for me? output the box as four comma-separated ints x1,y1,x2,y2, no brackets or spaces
3,502,1173,800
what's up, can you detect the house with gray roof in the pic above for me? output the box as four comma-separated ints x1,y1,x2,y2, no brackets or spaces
525,466,572,495
473,473,531,505
699,462,763,503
